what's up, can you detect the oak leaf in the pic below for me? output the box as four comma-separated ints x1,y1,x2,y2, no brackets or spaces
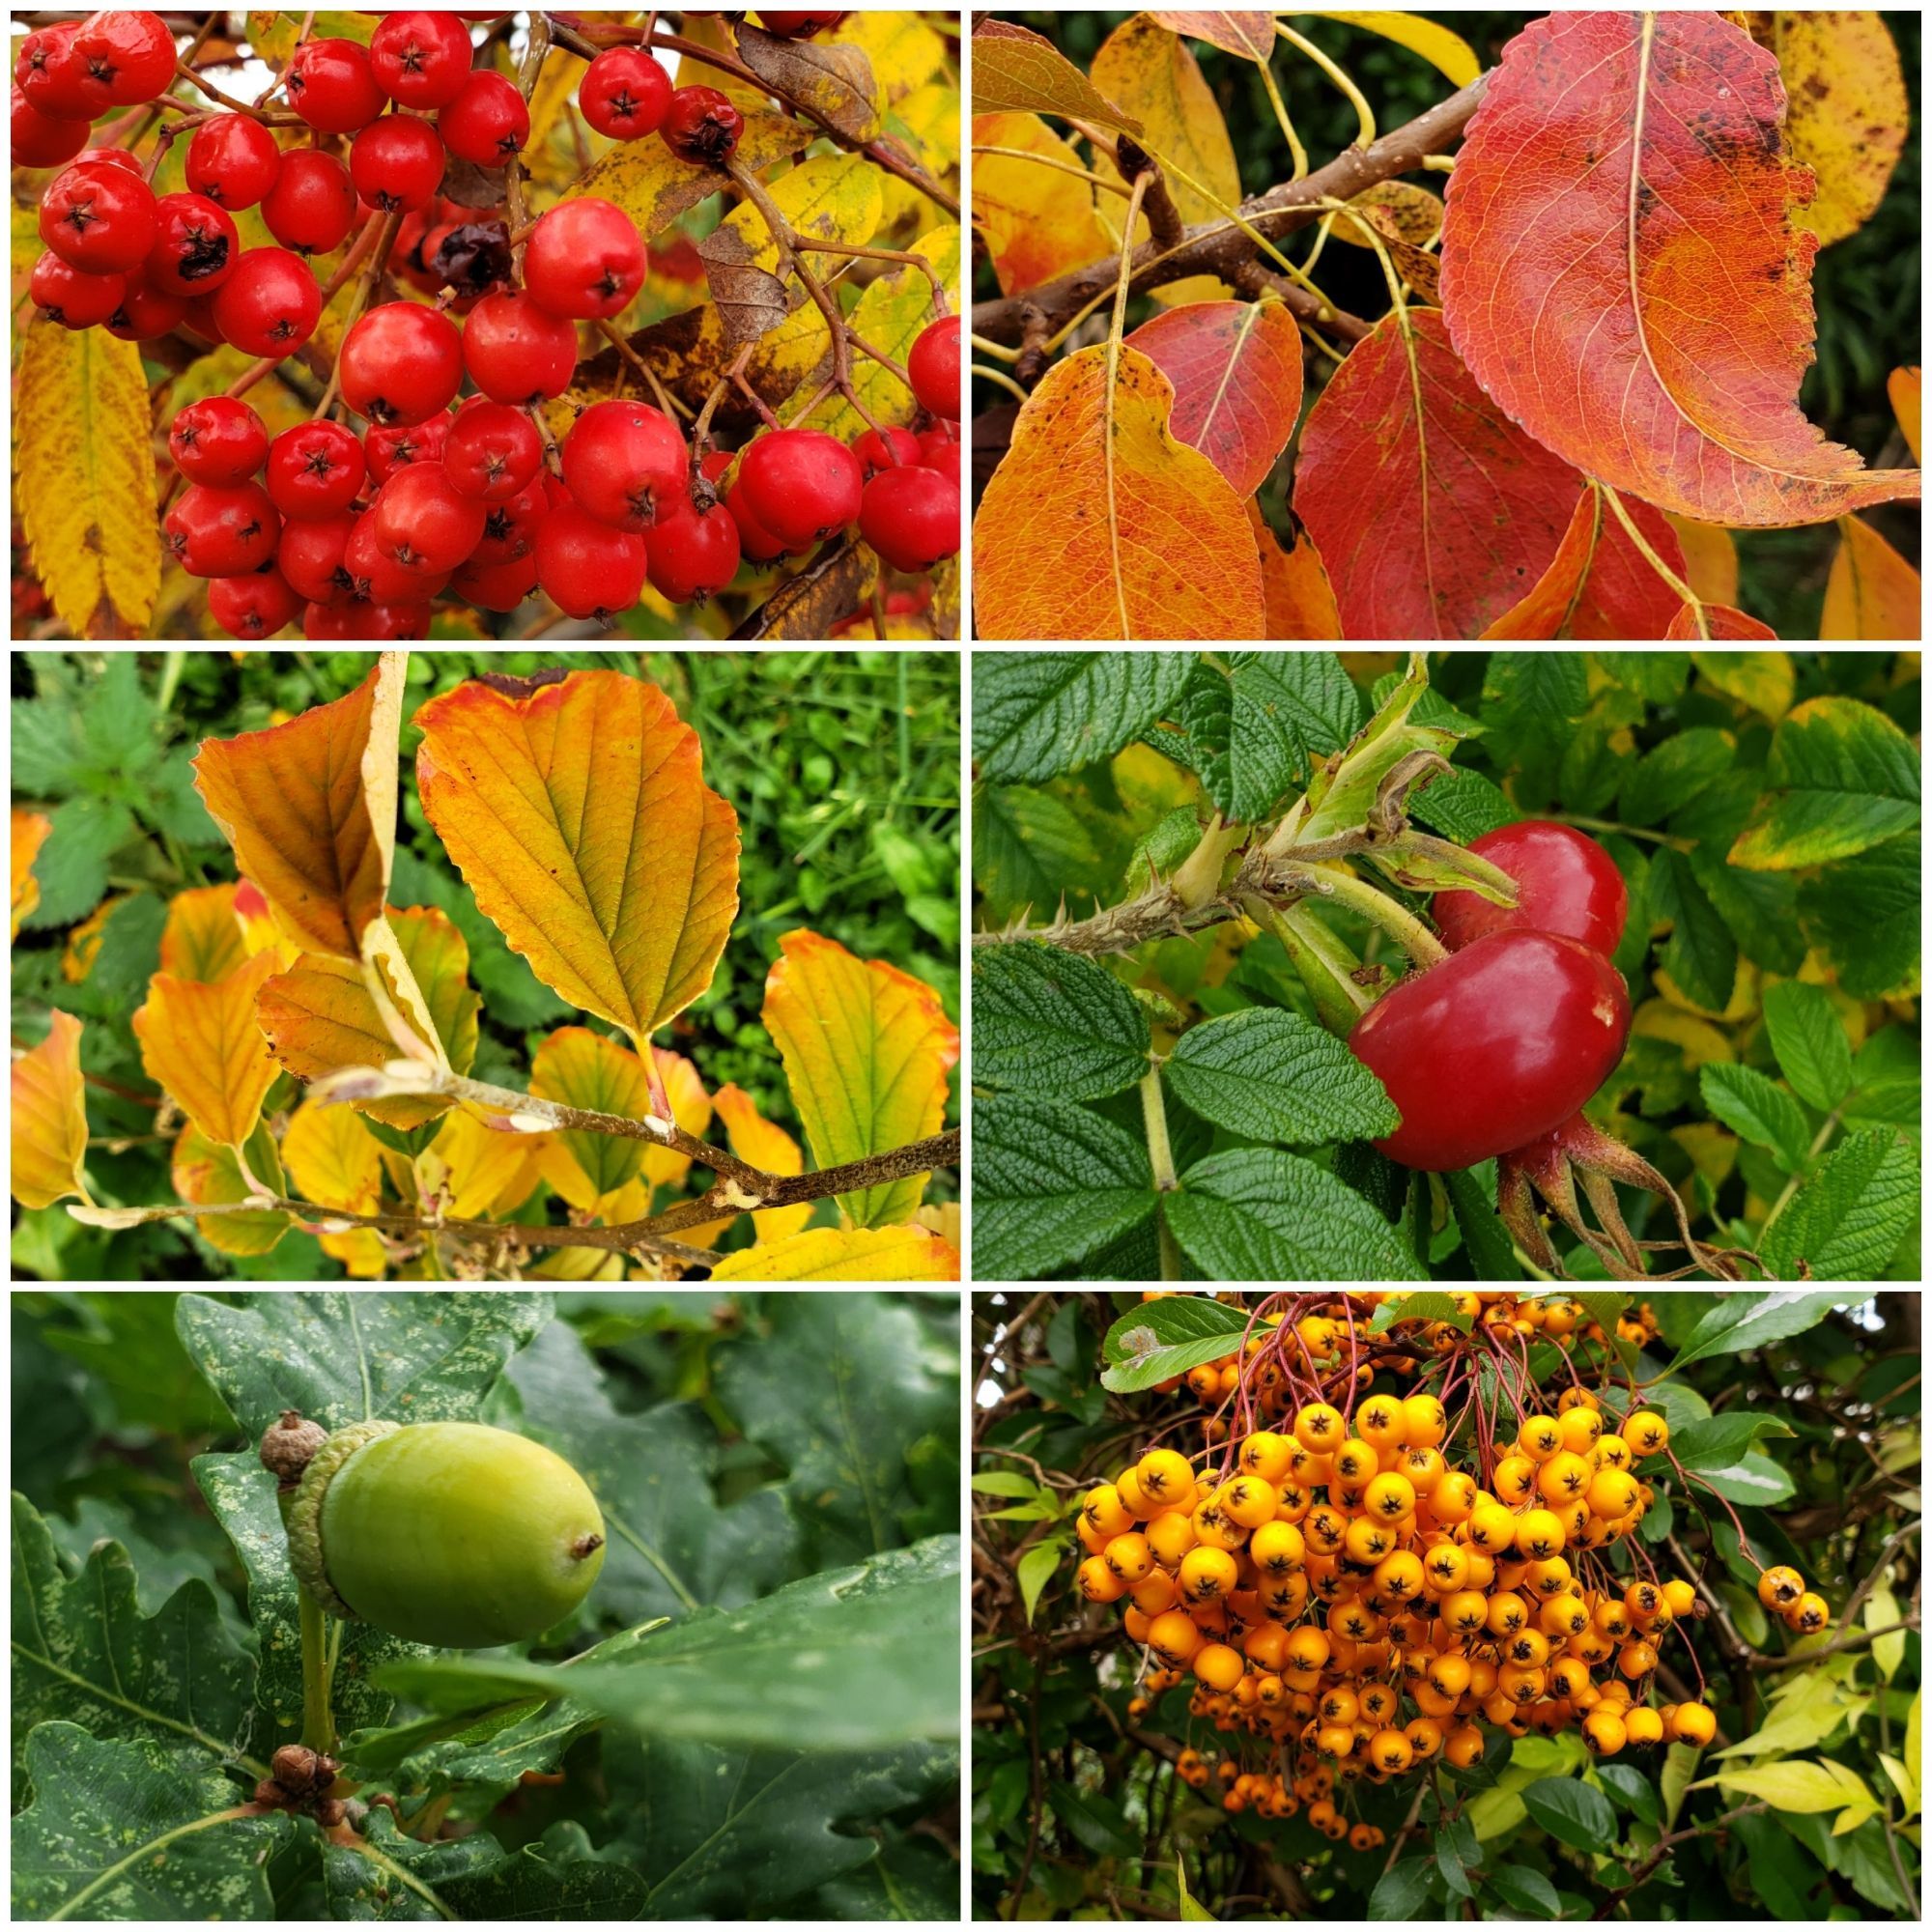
414,671,739,1051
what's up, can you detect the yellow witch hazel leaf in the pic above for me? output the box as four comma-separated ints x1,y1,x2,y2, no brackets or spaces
172,1120,289,1258
159,883,248,982
762,929,958,1230
282,1100,387,1276
640,1048,712,1190
422,1105,545,1222
529,1026,659,1209
133,952,280,1151
713,1083,812,1246
708,1224,960,1281
62,895,128,984
11,1009,90,1209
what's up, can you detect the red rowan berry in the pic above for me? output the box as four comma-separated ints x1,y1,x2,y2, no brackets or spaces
579,47,671,141
211,248,321,356
560,399,686,531
340,301,464,426
261,149,356,255
462,289,579,404
170,398,270,486
907,313,960,420
438,71,527,167
739,428,863,548
267,421,367,521
351,115,446,213
369,12,474,111
286,39,385,132
164,482,281,578
523,197,645,320
40,164,157,274
208,565,302,639
186,114,282,208
535,501,647,620
660,85,742,167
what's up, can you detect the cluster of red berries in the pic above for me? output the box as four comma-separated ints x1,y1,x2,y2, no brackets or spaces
1070,1293,1833,1842
19,10,958,639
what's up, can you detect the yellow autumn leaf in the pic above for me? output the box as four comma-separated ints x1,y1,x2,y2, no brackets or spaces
11,1009,90,1208
133,952,280,1150
707,1225,960,1281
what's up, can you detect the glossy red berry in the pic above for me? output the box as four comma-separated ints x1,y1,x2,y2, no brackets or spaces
453,550,540,612
72,11,178,105
725,474,791,562
40,165,157,274
917,417,960,487
472,474,551,563
17,24,111,120
29,253,125,328
307,597,433,640
852,424,923,479
364,413,453,485
523,197,645,320
756,12,847,34
350,114,446,213
535,501,647,620
212,248,322,357
371,465,487,573
1349,929,1632,1172
559,399,686,531
13,87,90,170
208,565,302,639
343,506,447,604
339,301,464,426
286,39,385,133
462,289,578,404
645,497,741,604
660,85,743,168
185,114,282,209
267,420,366,520
369,12,474,110
444,399,543,502
169,397,270,485
579,47,670,140
103,271,186,341
163,481,281,579
438,70,527,166
275,511,357,603
907,313,960,420
145,192,239,296
66,148,146,178
738,428,863,548
262,148,356,254
858,464,960,573
1435,822,1630,959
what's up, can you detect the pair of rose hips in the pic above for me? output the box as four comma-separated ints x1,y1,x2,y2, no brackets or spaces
1350,822,1632,1172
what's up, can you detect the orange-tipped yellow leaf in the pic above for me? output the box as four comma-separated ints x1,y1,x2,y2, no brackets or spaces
159,883,248,982
172,1121,289,1258
12,1009,89,1208
762,930,958,1229
529,1025,657,1208
191,656,407,961
421,1105,545,1221
640,1048,713,1189
413,670,740,1044
708,1224,960,1281
133,952,280,1150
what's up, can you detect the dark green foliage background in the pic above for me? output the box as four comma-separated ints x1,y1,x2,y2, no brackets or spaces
982,13,1921,638
972,1290,1921,1921
11,650,959,1281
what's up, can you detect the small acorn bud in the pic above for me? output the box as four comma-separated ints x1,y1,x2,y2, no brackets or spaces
252,1778,291,1809
313,1798,348,1829
270,1744,330,1794
260,1411,329,1488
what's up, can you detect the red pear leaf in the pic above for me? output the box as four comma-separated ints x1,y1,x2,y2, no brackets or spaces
1125,299,1305,498
1293,306,1581,639
1483,486,1688,639
1664,603,1780,640
1147,13,1276,62
1440,11,1921,527
413,670,740,1051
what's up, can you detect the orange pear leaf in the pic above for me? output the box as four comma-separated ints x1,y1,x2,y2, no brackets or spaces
1332,180,1442,250
1888,367,1920,465
713,1082,813,1245
133,952,280,1150
973,111,1118,297
1664,603,1780,640
1252,506,1342,639
1820,516,1921,640
1440,11,1920,526
707,1224,960,1282
13,809,51,940
171,1121,290,1258
191,655,406,961
413,670,740,1048
1125,298,1304,498
1664,515,1742,610
1482,487,1688,640
159,884,247,983
973,345,1267,639
528,1026,657,1208
762,930,958,1230
1294,307,1580,639
12,1009,89,1208
256,907,479,1128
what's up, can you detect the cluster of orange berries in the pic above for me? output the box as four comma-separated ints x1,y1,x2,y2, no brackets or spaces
1162,1292,1662,1421
1074,1372,1825,1823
